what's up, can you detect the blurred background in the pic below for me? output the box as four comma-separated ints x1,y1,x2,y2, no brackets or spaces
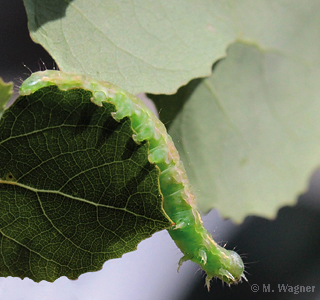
1,1,320,299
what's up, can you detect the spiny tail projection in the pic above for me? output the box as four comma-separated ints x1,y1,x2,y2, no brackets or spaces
20,70,246,290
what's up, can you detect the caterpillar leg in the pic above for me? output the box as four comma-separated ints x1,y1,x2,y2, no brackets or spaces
198,248,208,265
177,255,189,272
205,275,213,291
177,247,209,272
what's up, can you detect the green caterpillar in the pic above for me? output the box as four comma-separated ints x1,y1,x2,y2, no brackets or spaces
19,70,246,290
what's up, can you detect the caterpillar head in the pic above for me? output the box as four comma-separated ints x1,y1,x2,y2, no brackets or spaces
205,249,246,290
216,250,246,285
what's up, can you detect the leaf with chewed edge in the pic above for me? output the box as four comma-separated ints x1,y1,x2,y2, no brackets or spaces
0,84,171,282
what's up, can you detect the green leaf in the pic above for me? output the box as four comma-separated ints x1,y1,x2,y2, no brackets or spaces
151,41,320,222
23,0,234,94
0,78,13,119
22,0,320,94
22,0,228,95
0,85,171,282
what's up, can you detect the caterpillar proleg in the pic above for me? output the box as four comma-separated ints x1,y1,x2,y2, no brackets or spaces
19,70,246,290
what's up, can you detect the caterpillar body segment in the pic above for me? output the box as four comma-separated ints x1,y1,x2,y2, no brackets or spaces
19,70,245,289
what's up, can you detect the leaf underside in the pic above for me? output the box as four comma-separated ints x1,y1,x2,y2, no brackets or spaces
0,86,170,282
152,42,320,222
23,0,320,94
